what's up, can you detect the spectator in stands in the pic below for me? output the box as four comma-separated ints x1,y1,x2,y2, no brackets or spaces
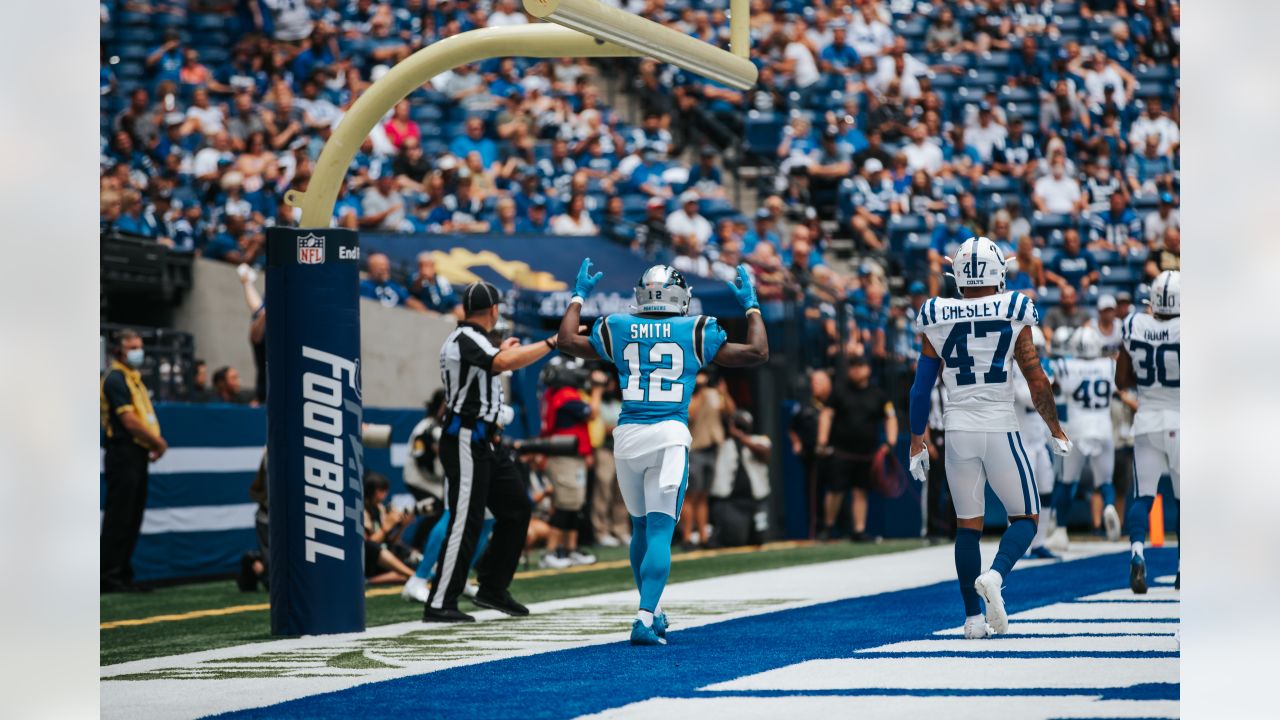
1009,35,1048,87
525,196,551,233
1144,192,1180,245
711,235,745,283
384,100,420,151
1047,228,1100,292
409,252,458,315
848,157,894,251
685,145,726,200
666,191,712,249
1043,285,1091,338
489,0,529,27
188,360,213,403
1033,155,1085,216
1013,235,1047,290
360,173,406,231
1083,156,1123,213
1125,133,1175,194
204,215,264,266
193,131,234,184
1128,97,1180,157
819,20,860,74
629,111,673,156
963,102,1007,166
212,366,250,405
185,87,225,137
925,6,965,54
1145,226,1181,280
929,204,973,276
1089,190,1144,256
361,252,427,312
449,117,499,168
742,207,779,255
849,1,894,58
902,123,942,174
550,193,599,236
113,88,160,149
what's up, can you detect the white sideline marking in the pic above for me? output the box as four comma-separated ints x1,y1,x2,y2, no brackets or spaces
585,696,1179,720
935,621,1175,636
870,635,1177,653
1013,601,1179,621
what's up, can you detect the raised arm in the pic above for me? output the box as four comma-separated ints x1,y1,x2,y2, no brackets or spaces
713,266,770,367
1012,326,1067,442
558,259,603,360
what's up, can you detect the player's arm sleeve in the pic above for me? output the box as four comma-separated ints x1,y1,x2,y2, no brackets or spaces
588,315,614,364
695,316,728,368
103,371,134,415
909,355,941,436
458,332,499,371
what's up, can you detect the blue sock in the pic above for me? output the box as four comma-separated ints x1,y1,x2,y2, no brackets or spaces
992,518,1037,578
629,515,648,592
954,528,982,616
1053,482,1076,525
1100,483,1116,507
1127,495,1154,545
639,512,677,611
415,509,452,580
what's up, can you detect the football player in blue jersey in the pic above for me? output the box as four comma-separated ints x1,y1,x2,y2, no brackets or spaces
557,259,769,645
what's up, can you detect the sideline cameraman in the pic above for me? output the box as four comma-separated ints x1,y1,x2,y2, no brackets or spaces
538,357,603,569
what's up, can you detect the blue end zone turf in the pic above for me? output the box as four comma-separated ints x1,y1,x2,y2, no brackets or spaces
215,549,1179,719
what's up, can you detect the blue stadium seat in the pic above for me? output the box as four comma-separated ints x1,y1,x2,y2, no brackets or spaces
421,139,447,156
895,16,928,40
118,27,157,44
1055,16,1086,39
199,47,230,65
1100,264,1140,284
1039,247,1061,268
1037,285,1062,306
116,62,146,80
888,215,928,254
976,51,1011,71
118,10,152,26
1090,248,1121,266
190,14,232,31
963,68,1001,89
411,104,443,122
1135,64,1177,83
117,44,148,61
154,13,186,28
622,194,656,222
998,86,1036,104
1051,2,1079,17
742,111,785,165
1031,212,1075,235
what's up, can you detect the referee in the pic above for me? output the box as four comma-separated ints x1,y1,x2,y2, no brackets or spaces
425,281,556,622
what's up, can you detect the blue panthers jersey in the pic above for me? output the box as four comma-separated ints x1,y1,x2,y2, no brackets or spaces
589,314,727,426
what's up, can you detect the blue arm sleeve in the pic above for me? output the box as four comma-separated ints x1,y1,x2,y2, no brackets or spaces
909,355,942,436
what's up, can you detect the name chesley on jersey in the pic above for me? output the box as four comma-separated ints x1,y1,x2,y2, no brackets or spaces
588,313,726,459
915,291,1039,433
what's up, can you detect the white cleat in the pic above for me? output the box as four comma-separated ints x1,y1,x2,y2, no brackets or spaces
539,552,573,569
569,550,597,566
1103,504,1121,542
964,615,994,639
1047,526,1070,552
975,570,1009,634
462,581,480,599
401,575,429,603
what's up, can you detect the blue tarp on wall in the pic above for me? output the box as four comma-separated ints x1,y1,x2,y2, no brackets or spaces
100,403,424,582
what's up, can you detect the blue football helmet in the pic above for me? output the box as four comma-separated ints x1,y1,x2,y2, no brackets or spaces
635,265,691,315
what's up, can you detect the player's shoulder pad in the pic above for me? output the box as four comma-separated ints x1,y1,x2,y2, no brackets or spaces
915,297,941,330
592,314,616,362
1005,291,1038,325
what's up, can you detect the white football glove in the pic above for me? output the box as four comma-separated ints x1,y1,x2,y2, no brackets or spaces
909,447,930,483
1051,436,1073,457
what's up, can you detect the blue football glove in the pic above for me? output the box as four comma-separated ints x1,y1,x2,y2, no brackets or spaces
575,258,603,299
728,265,759,311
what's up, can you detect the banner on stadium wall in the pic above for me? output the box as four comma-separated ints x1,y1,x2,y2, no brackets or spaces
358,232,742,317
98,404,425,583
265,226,366,635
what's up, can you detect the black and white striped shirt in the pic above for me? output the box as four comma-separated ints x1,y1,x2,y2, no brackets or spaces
439,323,503,424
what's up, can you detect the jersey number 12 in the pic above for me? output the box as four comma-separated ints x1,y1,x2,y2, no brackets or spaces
621,342,685,403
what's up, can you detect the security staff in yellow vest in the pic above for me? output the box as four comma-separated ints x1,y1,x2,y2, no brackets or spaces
100,329,168,593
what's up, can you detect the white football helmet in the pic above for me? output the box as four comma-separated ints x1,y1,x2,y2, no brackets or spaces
1051,326,1074,357
1073,325,1104,359
635,265,691,315
951,236,1007,291
1150,270,1180,316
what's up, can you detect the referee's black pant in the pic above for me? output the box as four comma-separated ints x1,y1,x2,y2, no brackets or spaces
426,425,531,613
101,442,150,588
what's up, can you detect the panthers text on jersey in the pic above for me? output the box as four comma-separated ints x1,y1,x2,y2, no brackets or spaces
589,314,727,457
1055,356,1117,441
1122,312,1180,435
915,291,1039,432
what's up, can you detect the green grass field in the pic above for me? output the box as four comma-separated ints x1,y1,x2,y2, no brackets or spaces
101,539,921,666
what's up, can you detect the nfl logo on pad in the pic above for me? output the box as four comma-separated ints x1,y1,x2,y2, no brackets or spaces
297,233,326,264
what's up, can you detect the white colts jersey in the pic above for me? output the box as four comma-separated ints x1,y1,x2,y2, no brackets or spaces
916,291,1039,432
1056,357,1116,441
1096,319,1123,357
1122,313,1180,435
1012,359,1052,445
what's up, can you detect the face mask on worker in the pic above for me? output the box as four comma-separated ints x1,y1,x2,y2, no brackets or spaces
125,348,145,368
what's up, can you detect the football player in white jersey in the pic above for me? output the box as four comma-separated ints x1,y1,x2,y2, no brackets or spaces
1116,270,1180,593
1012,326,1060,559
1057,326,1121,541
908,237,1072,638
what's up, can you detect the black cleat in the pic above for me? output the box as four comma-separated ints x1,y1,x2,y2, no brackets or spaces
423,607,476,623
1174,571,1180,590
471,588,530,617
1129,555,1148,595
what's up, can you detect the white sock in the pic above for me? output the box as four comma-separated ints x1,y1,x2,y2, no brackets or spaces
1131,541,1145,559
637,610,654,627
654,605,663,617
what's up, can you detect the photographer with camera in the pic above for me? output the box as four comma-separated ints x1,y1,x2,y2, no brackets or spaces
363,472,418,584
538,357,603,569
686,370,735,549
